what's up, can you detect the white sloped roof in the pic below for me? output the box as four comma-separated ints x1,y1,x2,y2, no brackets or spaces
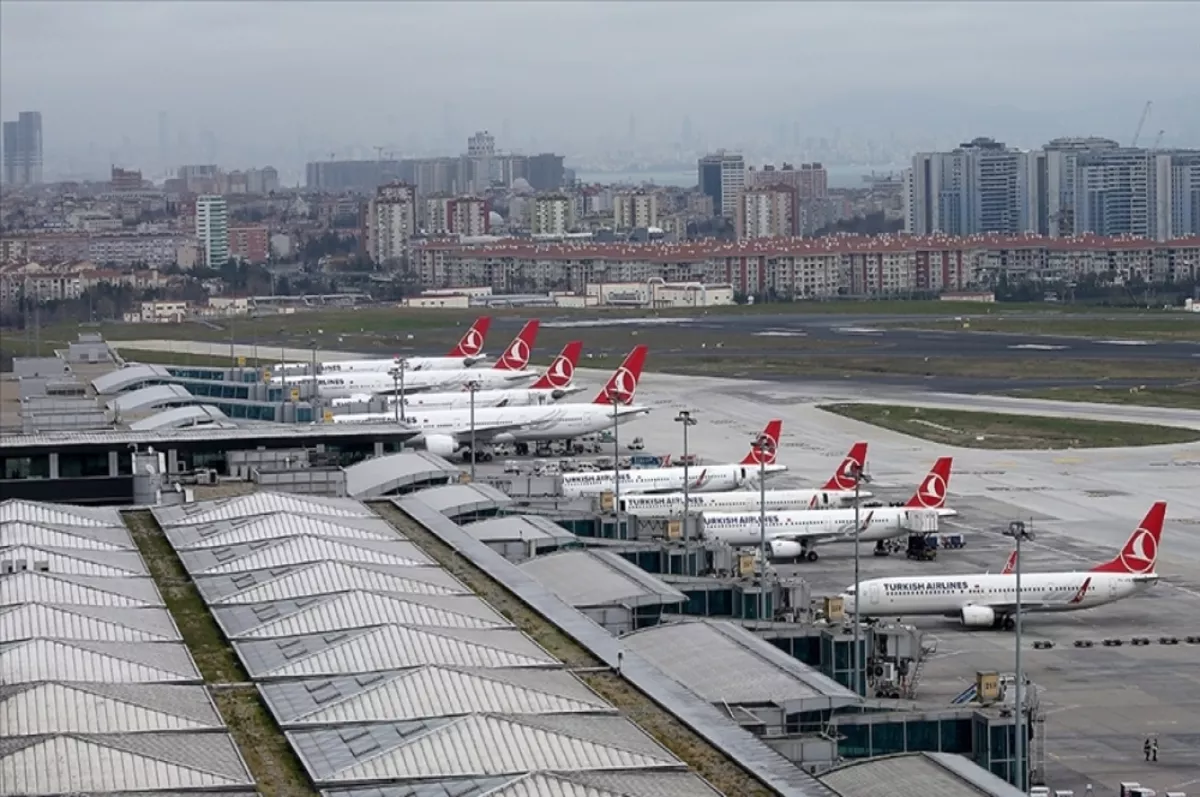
0,546,147,577
0,682,224,735
0,604,180,643
258,625,557,678
212,561,469,605
0,733,254,793
0,499,121,527
0,572,164,608
169,512,402,550
229,591,510,639
156,492,371,526
188,535,432,575
0,639,201,684
0,521,134,551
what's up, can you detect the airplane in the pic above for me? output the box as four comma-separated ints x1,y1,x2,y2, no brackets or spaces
310,321,541,398
335,345,652,459
560,420,789,498
317,316,493,373
841,502,1167,631
699,456,955,562
329,341,585,412
616,441,872,516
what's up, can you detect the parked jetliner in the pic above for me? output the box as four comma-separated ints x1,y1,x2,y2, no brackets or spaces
335,345,651,458
330,342,585,412
560,420,789,498
842,502,1167,630
319,316,493,372
311,321,541,398
699,457,955,562
615,442,872,515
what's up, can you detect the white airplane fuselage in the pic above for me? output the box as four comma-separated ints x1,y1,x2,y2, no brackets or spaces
320,355,483,373
562,464,788,498
301,368,537,398
701,505,957,548
330,386,583,411
843,571,1156,622
619,487,869,517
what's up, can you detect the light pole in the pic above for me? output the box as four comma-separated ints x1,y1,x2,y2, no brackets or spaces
607,387,622,538
1005,519,1034,791
674,411,697,541
468,380,481,482
753,434,770,621
849,462,872,696
309,339,318,418
390,365,401,424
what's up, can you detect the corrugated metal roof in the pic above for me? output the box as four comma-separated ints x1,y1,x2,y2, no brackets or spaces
620,619,861,712
0,682,224,736
264,665,612,727
820,751,1026,797
318,770,725,797
205,561,471,605
399,482,513,519
0,732,256,793
0,520,135,551
165,512,404,551
106,382,196,414
2,422,420,451
219,591,511,639
180,535,434,575
0,498,122,527
465,515,578,544
0,639,202,684
344,451,461,499
128,403,233,431
289,714,681,784
518,550,687,609
154,492,373,526
0,545,148,576
91,362,174,394
0,571,164,608
241,625,558,680
0,603,181,643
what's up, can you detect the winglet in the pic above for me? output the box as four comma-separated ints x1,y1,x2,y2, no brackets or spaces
448,316,491,358
741,420,783,465
904,457,953,509
492,320,540,371
530,341,582,390
592,345,649,405
1091,501,1166,574
1069,577,1092,604
823,442,869,490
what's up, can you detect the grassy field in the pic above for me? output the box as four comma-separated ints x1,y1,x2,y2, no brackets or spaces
887,315,1200,342
1006,385,1200,411
818,403,1199,449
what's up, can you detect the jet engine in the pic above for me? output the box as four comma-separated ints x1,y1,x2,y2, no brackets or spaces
768,540,805,560
959,605,996,628
423,434,459,458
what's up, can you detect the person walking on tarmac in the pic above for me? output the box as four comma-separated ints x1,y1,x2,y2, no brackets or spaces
1144,737,1152,762
1151,737,1159,762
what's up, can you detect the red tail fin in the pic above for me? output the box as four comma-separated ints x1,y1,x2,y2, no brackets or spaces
1091,501,1166,574
492,320,539,371
904,457,953,509
822,442,869,490
1001,548,1018,575
741,420,783,465
448,316,491,358
530,341,582,390
592,345,648,405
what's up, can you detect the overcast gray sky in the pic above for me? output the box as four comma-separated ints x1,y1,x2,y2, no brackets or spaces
3,0,1198,173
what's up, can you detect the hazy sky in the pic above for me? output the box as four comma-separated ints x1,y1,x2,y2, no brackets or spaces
3,0,1199,171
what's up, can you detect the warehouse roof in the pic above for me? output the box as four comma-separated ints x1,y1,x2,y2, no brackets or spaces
213,590,511,639
0,603,182,644
163,511,403,551
465,514,578,545
195,560,471,605
1,422,420,451
518,549,687,609
128,403,235,431
260,665,613,727
0,498,123,526
286,713,684,786
0,733,256,793
399,481,512,520
0,519,136,550
621,619,861,713
0,571,165,608
0,682,225,735
344,451,461,498
178,534,435,576
234,623,559,680
318,770,726,797
154,491,373,526
0,544,149,576
91,363,175,395
0,638,203,684
106,383,196,415
820,751,1026,797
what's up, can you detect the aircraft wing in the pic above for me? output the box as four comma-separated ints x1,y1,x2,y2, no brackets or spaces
449,422,528,443
772,510,876,545
963,577,1093,615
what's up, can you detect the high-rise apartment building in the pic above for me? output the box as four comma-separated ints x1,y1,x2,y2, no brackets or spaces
736,186,800,239
1036,137,1121,237
1154,151,1200,241
367,182,417,264
527,154,565,192
613,191,660,230
1073,148,1155,238
905,138,1035,236
531,194,574,236
423,195,490,236
467,131,495,193
698,151,746,217
195,195,229,268
2,111,43,186
748,162,828,199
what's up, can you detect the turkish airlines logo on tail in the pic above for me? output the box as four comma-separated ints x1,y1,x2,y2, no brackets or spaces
1119,526,1159,574
743,420,782,466
906,457,953,509
451,317,490,357
608,366,638,404
827,443,867,490
543,355,574,389
499,337,530,370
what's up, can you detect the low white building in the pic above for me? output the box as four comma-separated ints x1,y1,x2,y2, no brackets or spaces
585,280,735,308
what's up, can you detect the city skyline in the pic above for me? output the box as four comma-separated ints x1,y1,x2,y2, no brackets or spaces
3,1,1199,180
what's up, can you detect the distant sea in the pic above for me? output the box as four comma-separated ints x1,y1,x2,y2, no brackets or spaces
573,163,903,190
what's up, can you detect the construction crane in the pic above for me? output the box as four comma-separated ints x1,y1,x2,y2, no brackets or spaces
1152,129,1165,150
1131,101,1152,147
374,146,383,161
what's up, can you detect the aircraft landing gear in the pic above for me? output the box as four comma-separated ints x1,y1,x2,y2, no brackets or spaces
806,550,820,562
999,615,1016,631
514,442,530,456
